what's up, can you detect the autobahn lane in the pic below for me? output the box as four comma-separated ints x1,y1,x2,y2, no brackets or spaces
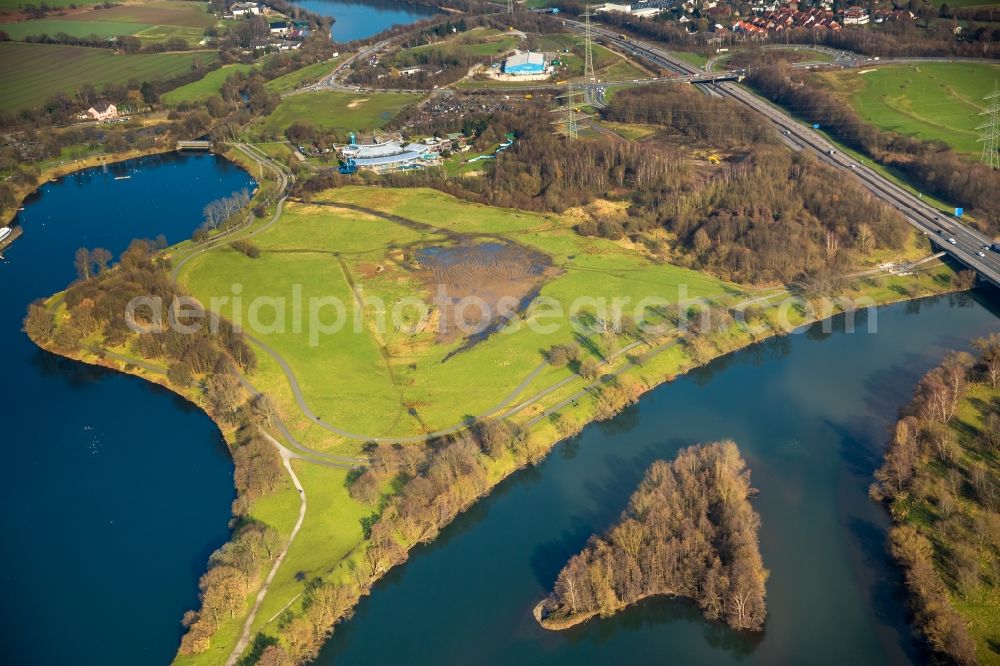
716,80,1000,282
562,18,1000,286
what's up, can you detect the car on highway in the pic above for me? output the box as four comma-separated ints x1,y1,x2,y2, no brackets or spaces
977,251,986,258
948,238,957,245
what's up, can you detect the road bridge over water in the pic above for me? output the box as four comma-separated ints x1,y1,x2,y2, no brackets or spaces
563,18,1000,289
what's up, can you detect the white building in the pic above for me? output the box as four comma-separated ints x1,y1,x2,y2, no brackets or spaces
86,102,118,121
842,6,869,24
595,2,664,17
231,2,261,16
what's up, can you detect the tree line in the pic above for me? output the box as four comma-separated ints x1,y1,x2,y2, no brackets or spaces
250,417,549,664
23,237,257,407
871,335,1000,665
22,238,294,656
294,94,910,285
536,441,768,632
748,64,1000,235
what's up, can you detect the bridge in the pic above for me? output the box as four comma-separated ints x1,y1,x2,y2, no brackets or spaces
563,18,1000,290
177,140,213,150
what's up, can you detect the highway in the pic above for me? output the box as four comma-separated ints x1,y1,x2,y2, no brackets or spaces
564,19,1000,287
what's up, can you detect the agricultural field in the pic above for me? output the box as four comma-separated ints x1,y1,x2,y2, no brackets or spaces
255,91,421,138
161,62,256,104
811,62,1000,155
0,0,79,11
0,0,219,44
0,41,219,111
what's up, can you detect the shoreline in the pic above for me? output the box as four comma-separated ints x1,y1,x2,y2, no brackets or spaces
1,142,182,230
26,277,972,663
19,149,976,662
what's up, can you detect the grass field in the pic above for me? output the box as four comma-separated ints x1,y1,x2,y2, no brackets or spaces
398,27,520,61
909,383,1000,664
255,91,421,137
812,62,1000,155
264,58,341,93
0,0,218,44
162,62,255,104
0,41,219,111
178,186,742,440
0,0,78,10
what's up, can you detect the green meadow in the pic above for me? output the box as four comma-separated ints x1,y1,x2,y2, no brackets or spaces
814,62,1000,155
162,62,256,104
177,186,739,443
0,41,218,111
264,58,341,93
255,91,421,138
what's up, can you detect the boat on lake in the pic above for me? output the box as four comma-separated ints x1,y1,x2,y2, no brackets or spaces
0,227,12,243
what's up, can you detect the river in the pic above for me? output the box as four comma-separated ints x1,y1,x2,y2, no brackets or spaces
0,152,256,665
289,0,440,42
317,292,1000,665
2,153,999,666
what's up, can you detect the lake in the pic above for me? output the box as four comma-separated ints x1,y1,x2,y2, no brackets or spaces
2,150,999,666
316,292,1000,665
289,0,440,42
0,152,256,665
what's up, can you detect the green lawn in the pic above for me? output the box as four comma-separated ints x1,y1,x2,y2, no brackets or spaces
264,58,340,93
162,62,255,104
255,91,421,138
813,62,1000,155
177,186,739,441
0,41,219,111
669,50,709,68
398,28,519,62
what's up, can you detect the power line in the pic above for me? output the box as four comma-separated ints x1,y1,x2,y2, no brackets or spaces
583,10,595,82
553,82,586,140
978,80,1000,169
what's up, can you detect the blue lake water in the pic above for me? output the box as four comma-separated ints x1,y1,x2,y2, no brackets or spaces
317,292,1000,665
0,152,255,665
2,149,999,666
289,0,439,42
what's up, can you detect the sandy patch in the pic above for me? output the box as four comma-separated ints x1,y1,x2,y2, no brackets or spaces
346,98,369,109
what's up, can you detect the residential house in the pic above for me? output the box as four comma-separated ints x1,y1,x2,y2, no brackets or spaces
86,102,118,121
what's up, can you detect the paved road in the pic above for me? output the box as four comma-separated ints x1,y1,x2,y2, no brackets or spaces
564,19,1000,287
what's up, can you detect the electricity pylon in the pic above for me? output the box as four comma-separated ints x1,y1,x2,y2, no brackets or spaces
978,80,1000,169
552,82,586,140
582,9,595,81
507,0,513,14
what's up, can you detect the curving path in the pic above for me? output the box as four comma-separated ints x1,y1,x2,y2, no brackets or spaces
226,429,307,666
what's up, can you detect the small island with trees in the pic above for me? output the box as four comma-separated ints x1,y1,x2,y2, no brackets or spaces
534,440,768,632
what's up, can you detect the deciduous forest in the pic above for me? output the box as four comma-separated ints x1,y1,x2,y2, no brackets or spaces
535,441,768,632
